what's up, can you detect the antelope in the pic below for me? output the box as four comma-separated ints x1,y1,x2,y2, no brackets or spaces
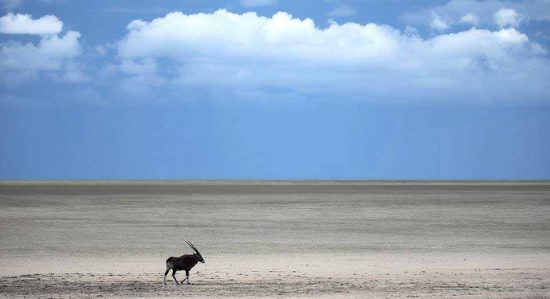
163,241,205,285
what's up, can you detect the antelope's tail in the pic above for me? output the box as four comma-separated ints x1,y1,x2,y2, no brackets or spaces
165,257,174,269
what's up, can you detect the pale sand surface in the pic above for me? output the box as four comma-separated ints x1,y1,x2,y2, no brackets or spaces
1,268,549,298
1,181,549,297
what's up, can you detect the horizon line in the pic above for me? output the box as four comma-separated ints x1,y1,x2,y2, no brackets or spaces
1,179,550,185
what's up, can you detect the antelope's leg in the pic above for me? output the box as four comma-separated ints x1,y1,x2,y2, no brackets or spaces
163,269,170,285
186,270,190,285
172,269,179,285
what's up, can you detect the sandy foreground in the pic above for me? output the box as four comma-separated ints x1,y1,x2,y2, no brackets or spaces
1,267,549,298
1,253,549,298
1,181,550,298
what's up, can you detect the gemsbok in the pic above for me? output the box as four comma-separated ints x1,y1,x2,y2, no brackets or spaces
163,241,205,285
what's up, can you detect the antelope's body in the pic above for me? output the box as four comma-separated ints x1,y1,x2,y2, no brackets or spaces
164,241,205,285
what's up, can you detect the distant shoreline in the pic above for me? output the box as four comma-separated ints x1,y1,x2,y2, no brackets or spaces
3,180,549,197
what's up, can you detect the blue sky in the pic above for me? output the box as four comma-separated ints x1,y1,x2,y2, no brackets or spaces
1,0,549,179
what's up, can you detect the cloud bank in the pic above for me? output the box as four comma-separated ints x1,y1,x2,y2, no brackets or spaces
116,9,549,102
0,7,548,104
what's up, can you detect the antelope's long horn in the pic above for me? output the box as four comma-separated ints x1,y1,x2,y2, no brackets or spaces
186,240,201,254
188,241,201,254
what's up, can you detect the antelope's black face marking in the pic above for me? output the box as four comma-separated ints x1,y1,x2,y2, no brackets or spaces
185,240,205,263
194,253,205,263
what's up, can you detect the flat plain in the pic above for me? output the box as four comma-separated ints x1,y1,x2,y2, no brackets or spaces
0,181,549,298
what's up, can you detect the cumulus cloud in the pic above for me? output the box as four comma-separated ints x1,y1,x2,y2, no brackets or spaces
119,10,401,66
240,0,276,7
494,8,521,28
0,12,62,34
402,0,550,29
459,13,479,26
0,12,83,85
430,13,451,31
1,31,80,70
115,10,549,103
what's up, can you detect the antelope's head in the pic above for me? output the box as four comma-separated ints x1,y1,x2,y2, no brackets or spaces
186,240,205,263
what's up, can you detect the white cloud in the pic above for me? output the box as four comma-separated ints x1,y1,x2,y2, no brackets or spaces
430,13,451,31
328,5,357,17
115,10,549,102
119,10,400,63
402,0,549,29
494,8,520,28
53,62,88,83
240,0,276,7
0,13,63,34
1,31,80,71
459,13,479,26
0,30,82,85
0,12,84,85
